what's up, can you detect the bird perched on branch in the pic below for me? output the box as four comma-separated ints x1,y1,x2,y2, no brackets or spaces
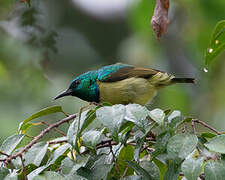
55,63,195,105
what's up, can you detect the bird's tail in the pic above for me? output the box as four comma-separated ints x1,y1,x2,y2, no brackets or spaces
171,78,195,84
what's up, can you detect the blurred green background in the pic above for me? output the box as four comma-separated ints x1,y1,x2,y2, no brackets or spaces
0,0,225,142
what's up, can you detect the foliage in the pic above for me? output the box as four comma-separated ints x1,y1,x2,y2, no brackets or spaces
1,0,225,179
0,104,225,180
205,20,225,69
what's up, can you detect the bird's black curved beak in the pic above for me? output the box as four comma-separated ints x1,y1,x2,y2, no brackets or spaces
54,89,73,100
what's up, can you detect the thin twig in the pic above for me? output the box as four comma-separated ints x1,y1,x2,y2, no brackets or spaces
97,142,118,149
192,119,221,135
19,155,28,180
191,120,203,154
3,113,76,164
122,166,129,178
146,137,155,141
9,161,14,171
180,172,205,180
192,120,197,135
48,139,68,144
0,151,10,157
128,142,136,146
109,141,116,163
62,110,69,117
41,121,66,136
182,123,187,133
25,134,35,139
82,139,117,155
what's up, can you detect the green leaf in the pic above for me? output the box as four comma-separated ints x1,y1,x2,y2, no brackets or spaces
91,164,114,180
164,109,171,116
18,122,39,134
149,108,165,126
121,176,143,180
67,111,87,149
201,132,216,138
155,132,171,151
140,161,160,180
28,143,71,179
168,111,181,122
126,161,153,180
204,134,225,153
27,166,47,180
67,109,97,152
3,170,18,180
118,121,135,144
134,137,145,162
96,105,126,142
18,106,65,133
125,104,150,133
153,158,167,180
181,157,204,180
76,167,92,179
79,109,96,135
204,161,225,180
183,118,192,123
163,161,180,180
61,158,77,175
0,134,24,158
47,143,71,165
48,136,68,144
84,154,103,169
33,171,64,180
67,118,79,146
168,111,182,129
167,134,198,160
114,145,134,178
0,167,9,179
82,130,102,149
77,163,113,180
64,173,87,180
205,20,225,69
61,156,89,175
24,142,48,166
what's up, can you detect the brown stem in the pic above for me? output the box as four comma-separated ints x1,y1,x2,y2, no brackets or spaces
192,119,221,135
191,120,202,154
192,120,197,135
122,166,129,178
4,114,76,164
41,121,66,136
146,137,155,141
25,134,35,139
48,139,68,144
0,151,10,157
19,155,28,180
180,172,205,180
109,141,116,163
96,142,117,149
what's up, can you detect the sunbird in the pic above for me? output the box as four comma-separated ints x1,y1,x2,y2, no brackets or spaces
54,63,195,105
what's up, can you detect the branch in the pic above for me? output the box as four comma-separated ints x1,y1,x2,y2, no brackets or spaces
4,113,77,164
192,119,221,135
41,121,66,136
48,139,68,144
180,172,205,180
19,155,27,180
0,151,10,157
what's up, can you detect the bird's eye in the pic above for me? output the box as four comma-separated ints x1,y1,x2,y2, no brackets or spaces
70,79,81,89
75,80,81,85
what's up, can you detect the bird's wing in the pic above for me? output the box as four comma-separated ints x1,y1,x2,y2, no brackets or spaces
98,63,160,82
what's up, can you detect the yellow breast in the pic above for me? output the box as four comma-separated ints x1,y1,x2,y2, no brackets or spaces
97,77,157,105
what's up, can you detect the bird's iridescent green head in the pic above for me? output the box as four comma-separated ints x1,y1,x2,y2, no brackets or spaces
54,71,99,102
